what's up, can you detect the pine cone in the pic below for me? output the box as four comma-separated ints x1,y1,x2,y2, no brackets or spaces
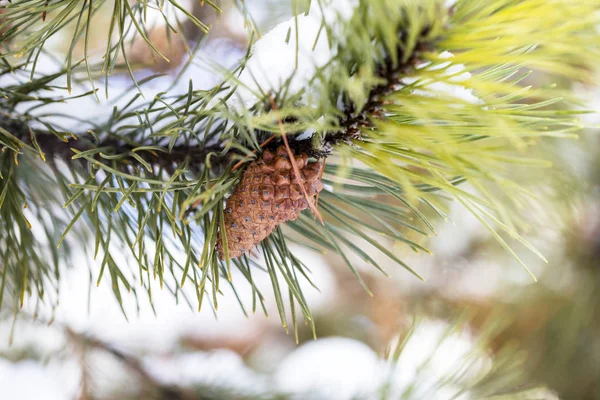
216,146,324,260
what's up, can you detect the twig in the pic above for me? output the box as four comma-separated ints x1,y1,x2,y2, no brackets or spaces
0,25,433,202
314,156,326,212
231,134,277,171
323,33,433,151
0,114,230,173
65,328,197,400
75,335,89,400
270,96,324,225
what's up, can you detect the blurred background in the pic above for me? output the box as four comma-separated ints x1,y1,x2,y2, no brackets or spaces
1,1,599,399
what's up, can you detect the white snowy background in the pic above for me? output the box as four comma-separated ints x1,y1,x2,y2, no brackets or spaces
0,0,586,399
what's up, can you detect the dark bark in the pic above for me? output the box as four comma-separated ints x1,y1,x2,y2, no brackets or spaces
0,114,230,173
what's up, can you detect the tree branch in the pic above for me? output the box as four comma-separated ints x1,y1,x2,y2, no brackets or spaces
0,25,434,174
0,113,231,173
323,30,434,152
268,27,435,159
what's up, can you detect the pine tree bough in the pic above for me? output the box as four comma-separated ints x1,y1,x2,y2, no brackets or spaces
217,146,324,260
210,22,435,257
0,15,433,261
0,19,432,173
2,0,598,318
0,114,229,173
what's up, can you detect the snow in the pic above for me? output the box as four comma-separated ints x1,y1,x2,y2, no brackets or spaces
274,337,382,399
0,1,554,399
0,0,362,132
145,350,270,394
0,245,336,398
229,13,328,109
226,0,358,111
0,358,81,400
13,244,334,354
269,320,490,400
0,285,493,400
386,320,491,400
403,52,483,105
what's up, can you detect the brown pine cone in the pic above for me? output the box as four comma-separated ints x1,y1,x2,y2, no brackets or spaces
216,145,324,260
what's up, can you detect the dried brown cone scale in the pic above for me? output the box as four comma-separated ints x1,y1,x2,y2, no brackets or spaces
216,145,324,260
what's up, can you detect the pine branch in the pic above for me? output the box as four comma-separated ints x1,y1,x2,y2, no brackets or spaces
1,3,438,167
1,0,599,323
323,31,435,153
65,327,200,400
0,112,231,173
